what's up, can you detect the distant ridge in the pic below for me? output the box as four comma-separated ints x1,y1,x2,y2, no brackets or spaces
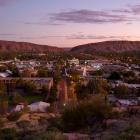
1,40,140,53
71,41,140,53
0,40,63,53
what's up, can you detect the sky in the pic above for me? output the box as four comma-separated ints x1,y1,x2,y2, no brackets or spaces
0,0,140,47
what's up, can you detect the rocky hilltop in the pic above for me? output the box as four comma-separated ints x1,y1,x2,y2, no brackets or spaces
1,40,140,53
0,40,63,53
71,41,140,53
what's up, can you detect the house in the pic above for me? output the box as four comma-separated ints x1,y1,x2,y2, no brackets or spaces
116,99,138,107
110,81,140,90
126,84,140,89
0,70,12,78
0,72,10,78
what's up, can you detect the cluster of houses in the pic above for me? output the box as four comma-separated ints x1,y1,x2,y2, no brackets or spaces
68,58,140,111
108,94,140,108
0,57,139,113
0,57,139,78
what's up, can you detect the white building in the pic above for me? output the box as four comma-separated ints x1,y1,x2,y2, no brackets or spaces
68,58,79,66
117,99,138,107
90,63,103,70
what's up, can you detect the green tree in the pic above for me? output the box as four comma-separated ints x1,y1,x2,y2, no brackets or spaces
9,65,20,77
0,128,18,140
41,85,49,94
0,98,8,114
11,92,24,105
69,70,80,82
23,81,37,95
21,69,32,77
7,111,22,121
47,86,57,103
87,79,109,95
0,83,8,114
53,74,61,85
0,66,7,72
114,85,130,98
75,79,110,100
75,83,89,100
37,68,48,77
90,70,103,76
123,71,135,78
0,83,6,96
108,72,121,80
41,84,49,100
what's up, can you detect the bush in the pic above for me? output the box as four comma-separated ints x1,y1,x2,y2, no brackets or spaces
20,81,37,95
62,95,112,131
47,117,63,131
23,131,68,140
0,128,18,140
111,133,135,140
38,116,49,126
0,98,8,114
11,92,24,105
37,68,48,77
114,85,130,98
108,72,121,80
16,120,31,130
0,118,5,127
75,84,89,100
47,104,56,113
111,123,140,140
47,86,57,103
7,111,22,121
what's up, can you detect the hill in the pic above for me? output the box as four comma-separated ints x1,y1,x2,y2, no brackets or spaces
71,41,140,53
0,40,63,53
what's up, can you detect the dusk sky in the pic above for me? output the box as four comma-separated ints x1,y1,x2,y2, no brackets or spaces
0,0,140,47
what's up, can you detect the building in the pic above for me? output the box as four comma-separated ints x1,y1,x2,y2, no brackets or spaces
68,58,79,66
0,77,53,93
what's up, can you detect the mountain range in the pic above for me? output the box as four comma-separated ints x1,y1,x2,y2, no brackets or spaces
0,40,63,53
71,41,140,53
0,40,140,53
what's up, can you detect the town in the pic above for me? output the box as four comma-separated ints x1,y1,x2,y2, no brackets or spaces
1,0,140,139
0,51,139,140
